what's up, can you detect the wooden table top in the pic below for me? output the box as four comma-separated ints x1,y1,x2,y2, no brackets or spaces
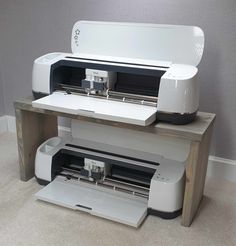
14,97,216,142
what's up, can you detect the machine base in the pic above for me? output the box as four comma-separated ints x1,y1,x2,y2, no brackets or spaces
156,111,197,125
148,208,182,219
35,176,50,186
32,91,48,99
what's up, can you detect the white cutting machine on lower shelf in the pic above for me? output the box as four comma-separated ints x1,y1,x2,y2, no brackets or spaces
34,120,188,227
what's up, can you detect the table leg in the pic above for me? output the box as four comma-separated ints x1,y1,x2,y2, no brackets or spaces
15,109,58,181
181,124,213,226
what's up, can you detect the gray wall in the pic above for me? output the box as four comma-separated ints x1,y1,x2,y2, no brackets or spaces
0,0,236,159
0,80,4,116
0,63,5,116
0,17,4,116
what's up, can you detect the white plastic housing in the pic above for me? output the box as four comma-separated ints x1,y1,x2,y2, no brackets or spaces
157,64,199,114
35,136,186,225
35,137,65,182
148,164,185,212
71,119,190,163
71,21,204,67
32,53,68,95
32,21,204,122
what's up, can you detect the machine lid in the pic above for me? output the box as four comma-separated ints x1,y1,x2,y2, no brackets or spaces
35,176,148,227
32,92,157,126
71,21,204,67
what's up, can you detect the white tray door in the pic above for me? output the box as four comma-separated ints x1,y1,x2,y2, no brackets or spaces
32,92,157,126
35,176,148,227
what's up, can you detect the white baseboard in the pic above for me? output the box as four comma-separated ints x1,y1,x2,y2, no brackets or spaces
207,156,236,182
1,115,236,182
0,115,8,134
0,115,17,133
6,115,16,133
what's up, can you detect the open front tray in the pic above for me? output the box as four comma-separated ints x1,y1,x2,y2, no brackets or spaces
35,176,148,227
32,92,157,126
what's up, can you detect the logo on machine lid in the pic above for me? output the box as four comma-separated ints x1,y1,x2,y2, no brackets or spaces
74,29,80,46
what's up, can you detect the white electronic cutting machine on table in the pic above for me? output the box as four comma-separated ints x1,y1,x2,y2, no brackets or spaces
32,21,204,227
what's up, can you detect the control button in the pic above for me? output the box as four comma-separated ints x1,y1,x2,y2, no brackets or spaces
74,35,78,40
75,29,80,35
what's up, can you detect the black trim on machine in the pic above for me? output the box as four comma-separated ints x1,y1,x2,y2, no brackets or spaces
57,59,165,76
35,176,50,186
156,111,197,125
32,91,48,99
60,148,156,175
49,147,156,188
65,144,159,166
76,204,92,210
49,59,165,97
65,56,169,69
148,208,182,219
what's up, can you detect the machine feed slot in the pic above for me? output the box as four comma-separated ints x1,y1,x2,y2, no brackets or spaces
51,147,157,189
115,72,164,97
51,64,85,89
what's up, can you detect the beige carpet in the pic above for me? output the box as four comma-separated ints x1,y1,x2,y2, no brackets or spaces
0,133,236,246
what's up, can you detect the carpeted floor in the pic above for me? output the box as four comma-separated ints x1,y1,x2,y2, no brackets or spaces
0,132,236,246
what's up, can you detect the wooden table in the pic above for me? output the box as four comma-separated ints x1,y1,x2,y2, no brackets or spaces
14,97,215,227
